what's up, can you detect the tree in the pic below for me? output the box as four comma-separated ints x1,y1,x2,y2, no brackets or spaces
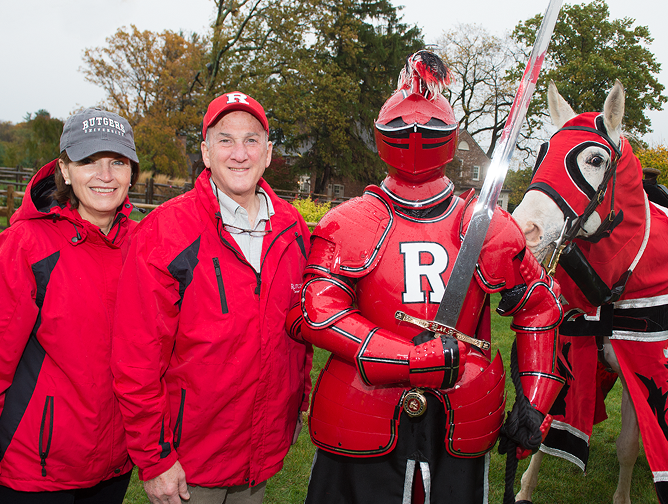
202,0,299,96
436,24,516,157
251,0,423,193
511,0,666,143
81,0,422,187
263,156,298,191
504,166,534,213
82,26,205,123
81,1,303,177
0,121,23,167
636,144,668,185
0,111,63,169
82,26,205,176
24,110,64,168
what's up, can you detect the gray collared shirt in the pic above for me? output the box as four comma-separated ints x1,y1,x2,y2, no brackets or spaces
211,179,274,272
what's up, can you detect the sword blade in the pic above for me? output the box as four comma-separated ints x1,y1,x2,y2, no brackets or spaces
435,0,563,328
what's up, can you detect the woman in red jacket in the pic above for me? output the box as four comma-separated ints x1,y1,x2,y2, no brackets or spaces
0,108,139,504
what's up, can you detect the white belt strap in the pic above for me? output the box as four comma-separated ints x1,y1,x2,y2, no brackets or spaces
402,458,431,504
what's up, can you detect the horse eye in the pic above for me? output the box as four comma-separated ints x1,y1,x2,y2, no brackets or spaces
589,155,605,167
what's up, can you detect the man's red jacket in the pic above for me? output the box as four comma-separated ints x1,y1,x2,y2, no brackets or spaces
111,169,312,487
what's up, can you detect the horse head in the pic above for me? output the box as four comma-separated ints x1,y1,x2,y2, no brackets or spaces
513,80,627,262
513,80,649,310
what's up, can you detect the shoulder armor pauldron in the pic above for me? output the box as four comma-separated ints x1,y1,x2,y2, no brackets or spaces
307,186,396,278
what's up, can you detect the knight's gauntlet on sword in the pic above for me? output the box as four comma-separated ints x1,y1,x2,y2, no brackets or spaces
408,336,467,390
353,328,467,389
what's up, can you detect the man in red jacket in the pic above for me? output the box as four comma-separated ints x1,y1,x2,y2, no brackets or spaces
112,92,313,504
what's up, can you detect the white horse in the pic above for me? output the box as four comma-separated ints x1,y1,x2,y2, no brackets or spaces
512,80,668,504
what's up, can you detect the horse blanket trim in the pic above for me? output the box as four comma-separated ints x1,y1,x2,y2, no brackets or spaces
544,292,668,501
614,293,668,309
540,419,589,471
609,294,668,498
540,445,586,472
548,419,590,441
611,330,668,342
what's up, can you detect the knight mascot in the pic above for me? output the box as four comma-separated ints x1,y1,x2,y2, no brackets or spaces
287,51,565,503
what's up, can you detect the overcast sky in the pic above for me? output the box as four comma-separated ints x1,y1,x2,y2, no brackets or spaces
0,0,665,145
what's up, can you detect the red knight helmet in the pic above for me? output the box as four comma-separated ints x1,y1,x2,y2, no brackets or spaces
375,51,459,181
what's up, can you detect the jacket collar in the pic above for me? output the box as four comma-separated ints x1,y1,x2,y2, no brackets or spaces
195,169,293,232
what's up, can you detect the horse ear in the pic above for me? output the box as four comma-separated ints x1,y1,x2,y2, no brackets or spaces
603,79,625,145
548,80,576,129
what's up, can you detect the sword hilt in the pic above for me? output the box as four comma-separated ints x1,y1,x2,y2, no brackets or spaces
546,243,566,277
546,217,570,277
395,311,491,351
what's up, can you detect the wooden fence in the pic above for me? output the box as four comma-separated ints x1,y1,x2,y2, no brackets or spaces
0,184,187,228
0,166,33,191
0,186,23,224
130,177,194,206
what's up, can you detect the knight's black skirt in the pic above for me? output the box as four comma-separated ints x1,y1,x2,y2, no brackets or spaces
305,392,488,504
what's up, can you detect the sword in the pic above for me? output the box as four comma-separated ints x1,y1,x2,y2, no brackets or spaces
397,0,563,340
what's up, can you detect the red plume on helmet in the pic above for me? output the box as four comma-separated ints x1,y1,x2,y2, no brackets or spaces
397,49,451,97
375,51,458,181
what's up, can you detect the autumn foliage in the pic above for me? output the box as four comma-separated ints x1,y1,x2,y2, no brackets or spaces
82,26,205,177
636,144,668,185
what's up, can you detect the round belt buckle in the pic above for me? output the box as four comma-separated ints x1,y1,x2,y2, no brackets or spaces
403,388,427,417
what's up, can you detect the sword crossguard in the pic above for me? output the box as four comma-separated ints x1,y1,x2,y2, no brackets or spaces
394,311,491,351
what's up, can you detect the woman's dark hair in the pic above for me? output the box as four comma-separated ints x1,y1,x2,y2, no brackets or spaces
53,151,139,208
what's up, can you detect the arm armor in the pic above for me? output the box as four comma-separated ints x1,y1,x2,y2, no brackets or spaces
301,239,465,389
473,207,565,415
506,252,564,415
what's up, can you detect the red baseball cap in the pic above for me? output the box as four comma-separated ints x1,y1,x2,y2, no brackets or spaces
202,91,269,138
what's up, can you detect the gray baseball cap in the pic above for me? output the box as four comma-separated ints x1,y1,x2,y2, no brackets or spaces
60,108,138,163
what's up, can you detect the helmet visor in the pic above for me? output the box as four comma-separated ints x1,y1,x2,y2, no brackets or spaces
375,121,458,176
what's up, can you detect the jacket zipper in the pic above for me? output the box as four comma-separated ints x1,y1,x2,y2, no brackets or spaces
39,396,54,477
259,222,298,273
216,216,299,296
173,388,187,450
212,258,229,314
110,213,125,244
256,223,299,294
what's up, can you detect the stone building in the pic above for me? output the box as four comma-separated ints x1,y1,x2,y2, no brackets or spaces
445,130,510,211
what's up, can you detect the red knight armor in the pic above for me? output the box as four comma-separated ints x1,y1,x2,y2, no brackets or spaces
289,50,564,503
297,185,564,458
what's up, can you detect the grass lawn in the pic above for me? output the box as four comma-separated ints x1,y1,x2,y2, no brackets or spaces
122,293,656,503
